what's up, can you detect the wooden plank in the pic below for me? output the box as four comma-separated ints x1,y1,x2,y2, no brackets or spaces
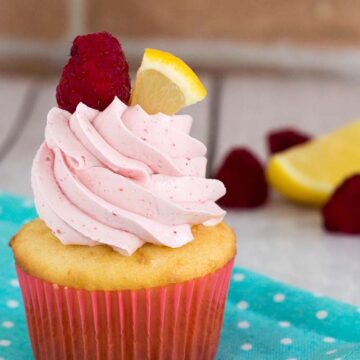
215,73,360,169
0,78,56,196
0,76,33,157
229,195,360,305
180,72,212,147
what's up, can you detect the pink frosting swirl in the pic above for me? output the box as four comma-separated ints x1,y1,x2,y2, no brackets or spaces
32,97,226,255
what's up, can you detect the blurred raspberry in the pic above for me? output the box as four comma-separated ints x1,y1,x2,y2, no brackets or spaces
215,148,268,208
322,174,360,234
56,32,130,113
267,128,311,154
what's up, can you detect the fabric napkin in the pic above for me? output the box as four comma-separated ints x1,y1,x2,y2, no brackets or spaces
1,192,360,360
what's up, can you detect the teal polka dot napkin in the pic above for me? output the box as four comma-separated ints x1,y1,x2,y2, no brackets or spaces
1,192,360,360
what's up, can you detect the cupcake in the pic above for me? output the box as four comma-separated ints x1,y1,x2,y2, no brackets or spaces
10,32,236,360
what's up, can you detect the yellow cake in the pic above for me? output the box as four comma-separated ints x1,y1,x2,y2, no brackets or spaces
11,219,236,291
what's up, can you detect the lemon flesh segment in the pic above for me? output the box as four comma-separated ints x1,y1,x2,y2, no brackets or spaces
131,48,207,115
131,69,186,115
267,120,360,206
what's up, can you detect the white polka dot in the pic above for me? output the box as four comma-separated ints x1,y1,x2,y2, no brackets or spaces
22,199,34,208
316,310,328,320
357,308,360,313
326,349,337,355
237,321,250,329
233,273,245,282
0,357,5,360
9,279,19,287
278,321,291,328
237,301,249,310
241,343,253,351
280,338,293,345
313,292,323,298
0,340,11,347
1,321,14,329
6,300,19,309
334,358,342,360
323,337,335,343
286,358,297,360
273,293,286,302
21,218,33,225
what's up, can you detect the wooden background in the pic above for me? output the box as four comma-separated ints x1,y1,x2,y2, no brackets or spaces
2,0,360,45
2,0,360,74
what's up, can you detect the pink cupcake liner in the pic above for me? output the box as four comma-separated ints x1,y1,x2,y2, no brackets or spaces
16,259,234,360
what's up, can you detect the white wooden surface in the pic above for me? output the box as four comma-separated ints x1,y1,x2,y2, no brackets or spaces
180,73,213,146
0,72,360,305
215,73,360,167
0,78,55,195
229,195,360,305
0,77,33,154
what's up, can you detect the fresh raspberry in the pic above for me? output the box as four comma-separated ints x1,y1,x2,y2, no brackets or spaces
267,128,311,154
322,174,360,234
56,32,131,113
215,148,268,208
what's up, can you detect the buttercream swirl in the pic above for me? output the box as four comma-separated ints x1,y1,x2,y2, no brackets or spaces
32,97,226,255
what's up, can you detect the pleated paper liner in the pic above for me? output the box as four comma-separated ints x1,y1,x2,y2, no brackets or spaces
16,259,234,360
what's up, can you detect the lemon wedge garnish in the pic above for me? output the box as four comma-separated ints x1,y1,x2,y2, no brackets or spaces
131,48,207,115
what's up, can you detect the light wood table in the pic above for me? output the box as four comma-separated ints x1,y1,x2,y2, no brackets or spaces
1,72,359,305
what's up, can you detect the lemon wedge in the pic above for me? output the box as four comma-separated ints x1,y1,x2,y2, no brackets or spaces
130,48,207,115
267,121,360,205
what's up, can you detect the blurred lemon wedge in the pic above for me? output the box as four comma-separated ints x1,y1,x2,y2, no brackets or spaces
267,121,360,205
130,48,207,115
